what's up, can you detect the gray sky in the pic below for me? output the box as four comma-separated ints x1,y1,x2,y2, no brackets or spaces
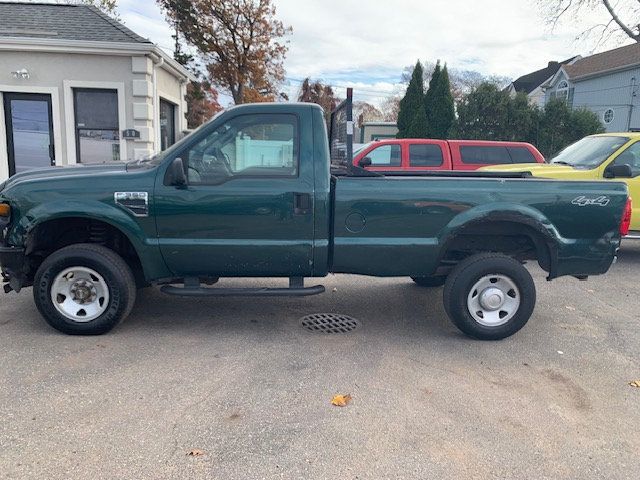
117,0,628,107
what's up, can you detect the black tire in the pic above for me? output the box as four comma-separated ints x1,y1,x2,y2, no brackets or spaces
411,275,446,287
443,253,536,340
33,244,137,335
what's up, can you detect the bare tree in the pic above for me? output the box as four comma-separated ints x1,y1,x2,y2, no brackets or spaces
539,0,640,47
353,101,384,128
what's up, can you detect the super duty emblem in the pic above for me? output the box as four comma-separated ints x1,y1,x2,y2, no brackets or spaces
114,192,149,217
572,195,610,207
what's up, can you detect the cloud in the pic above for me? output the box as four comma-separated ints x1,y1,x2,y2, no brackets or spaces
115,0,621,106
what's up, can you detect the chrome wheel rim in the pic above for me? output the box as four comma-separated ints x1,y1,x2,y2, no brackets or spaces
467,274,520,327
50,267,110,322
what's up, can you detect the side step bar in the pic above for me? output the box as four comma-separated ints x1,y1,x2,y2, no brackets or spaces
160,277,325,297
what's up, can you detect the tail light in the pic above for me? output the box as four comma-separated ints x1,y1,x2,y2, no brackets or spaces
620,197,632,236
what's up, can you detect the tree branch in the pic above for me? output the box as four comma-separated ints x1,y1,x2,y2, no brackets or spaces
602,0,640,41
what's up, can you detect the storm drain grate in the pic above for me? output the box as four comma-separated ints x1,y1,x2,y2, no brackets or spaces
300,313,360,334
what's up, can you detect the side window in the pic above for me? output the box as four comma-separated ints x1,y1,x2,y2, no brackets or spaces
459,146,511,165
507,146,536,163
365,144,401,166
185,113,297,184
409,144,444,166
611,142,640,177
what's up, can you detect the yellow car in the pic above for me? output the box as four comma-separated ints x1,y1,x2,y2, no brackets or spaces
481,133,640,234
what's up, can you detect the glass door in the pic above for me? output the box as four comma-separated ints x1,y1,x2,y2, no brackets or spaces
3,93,55,176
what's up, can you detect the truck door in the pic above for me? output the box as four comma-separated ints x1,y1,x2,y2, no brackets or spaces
154,112,315,277
602,141,640,231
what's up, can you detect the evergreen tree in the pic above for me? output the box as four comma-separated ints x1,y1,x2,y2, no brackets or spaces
397,61,427,138
423,61,441,132
425,63,455,138
406,103,430,138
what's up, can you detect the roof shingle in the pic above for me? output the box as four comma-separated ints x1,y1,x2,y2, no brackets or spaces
0,2,151,44
564,42,640,79
511,57,577,94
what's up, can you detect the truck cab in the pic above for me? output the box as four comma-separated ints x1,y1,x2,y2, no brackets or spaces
353,139,544,172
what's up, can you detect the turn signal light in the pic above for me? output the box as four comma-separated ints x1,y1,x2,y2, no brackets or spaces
0,203,10,217
620,198,632,236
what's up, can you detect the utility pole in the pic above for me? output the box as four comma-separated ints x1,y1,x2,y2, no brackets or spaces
627,77,638,131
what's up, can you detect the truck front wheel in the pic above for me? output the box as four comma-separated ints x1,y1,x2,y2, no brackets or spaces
443,253,536,340
33,244,137,335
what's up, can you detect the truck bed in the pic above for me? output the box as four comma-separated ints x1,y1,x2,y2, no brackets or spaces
331,175,627,278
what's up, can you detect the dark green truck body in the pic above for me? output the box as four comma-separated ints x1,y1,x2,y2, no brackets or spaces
0,103,628,298
0,104,631,340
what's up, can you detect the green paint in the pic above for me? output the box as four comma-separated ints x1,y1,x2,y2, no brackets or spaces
0,103,627,285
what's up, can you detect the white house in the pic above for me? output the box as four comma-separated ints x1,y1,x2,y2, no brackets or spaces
507,57,579,107
0,1,193,181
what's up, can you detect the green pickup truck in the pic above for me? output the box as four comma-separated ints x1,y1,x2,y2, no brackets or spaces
0,103,630,339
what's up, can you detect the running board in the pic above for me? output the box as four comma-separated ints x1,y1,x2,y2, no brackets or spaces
160,277,325,297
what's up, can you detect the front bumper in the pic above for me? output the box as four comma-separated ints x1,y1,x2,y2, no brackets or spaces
0,245,26,293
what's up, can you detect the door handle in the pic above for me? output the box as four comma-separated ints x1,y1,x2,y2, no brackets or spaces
293,192,312,215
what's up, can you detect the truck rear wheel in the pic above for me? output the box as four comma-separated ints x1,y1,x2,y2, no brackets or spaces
33,244,136,335
411,275,446,287
443,253,535,340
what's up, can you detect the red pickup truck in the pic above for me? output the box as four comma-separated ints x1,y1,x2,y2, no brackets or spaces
353,139,545,172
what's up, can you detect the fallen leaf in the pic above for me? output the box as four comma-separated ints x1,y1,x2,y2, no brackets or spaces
187,449,205,457
565,306,576,311
629,380,640,388
331,394,352,407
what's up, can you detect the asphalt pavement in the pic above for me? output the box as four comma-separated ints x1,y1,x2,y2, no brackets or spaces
1,244,639,479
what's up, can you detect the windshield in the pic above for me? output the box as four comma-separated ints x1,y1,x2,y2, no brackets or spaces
129,110,226,167
550,136,629,168
353,142,372,157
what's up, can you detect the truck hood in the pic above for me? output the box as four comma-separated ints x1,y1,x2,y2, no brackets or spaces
0,164,128,192
479,163,590,179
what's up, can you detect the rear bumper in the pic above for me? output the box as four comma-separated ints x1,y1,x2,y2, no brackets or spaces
0,245,27,293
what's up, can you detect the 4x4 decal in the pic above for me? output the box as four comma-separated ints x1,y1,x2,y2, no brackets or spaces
572,195,610,207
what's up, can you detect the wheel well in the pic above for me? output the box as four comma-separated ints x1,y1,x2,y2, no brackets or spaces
24,218,145,286
439,221,554,274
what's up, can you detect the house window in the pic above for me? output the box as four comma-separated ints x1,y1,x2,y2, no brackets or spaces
603,108,615,124
73,89,120,163
556,80,569,102
160,98,176,150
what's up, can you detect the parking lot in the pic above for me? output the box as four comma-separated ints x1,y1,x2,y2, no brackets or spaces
1,244,639,480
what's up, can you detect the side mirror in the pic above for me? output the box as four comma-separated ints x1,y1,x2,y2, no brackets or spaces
604,164,633,179
167,158,187,186
358,157,372,168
